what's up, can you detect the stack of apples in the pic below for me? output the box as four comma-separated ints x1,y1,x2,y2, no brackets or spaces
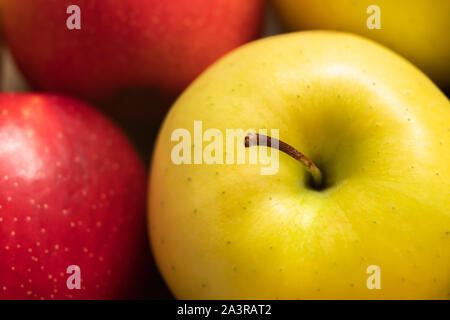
0,0,449,300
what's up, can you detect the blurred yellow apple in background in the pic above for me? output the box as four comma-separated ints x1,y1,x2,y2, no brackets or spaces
271,0,450,90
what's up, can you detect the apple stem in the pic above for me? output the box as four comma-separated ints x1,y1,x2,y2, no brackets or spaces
244,133,323,188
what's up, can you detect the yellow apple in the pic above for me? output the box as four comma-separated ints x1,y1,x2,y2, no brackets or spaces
148,31,450,299
271,0,450,90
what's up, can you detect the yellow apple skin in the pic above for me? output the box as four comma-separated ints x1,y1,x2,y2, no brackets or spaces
148,31,450,299
271,0,450,89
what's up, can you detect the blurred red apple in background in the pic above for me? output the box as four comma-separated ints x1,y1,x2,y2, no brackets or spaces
0,93,157,299
0,0,264,101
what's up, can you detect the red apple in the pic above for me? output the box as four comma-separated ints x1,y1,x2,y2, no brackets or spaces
0,93,150,299
1,0,264,101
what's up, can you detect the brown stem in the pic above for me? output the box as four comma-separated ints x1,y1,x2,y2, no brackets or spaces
244,133,323,188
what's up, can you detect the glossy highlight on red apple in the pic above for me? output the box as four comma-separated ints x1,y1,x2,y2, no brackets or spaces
0,94,150,299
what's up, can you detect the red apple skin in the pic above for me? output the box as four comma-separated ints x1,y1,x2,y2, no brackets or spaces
1,0,264,100
0,93,150,299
